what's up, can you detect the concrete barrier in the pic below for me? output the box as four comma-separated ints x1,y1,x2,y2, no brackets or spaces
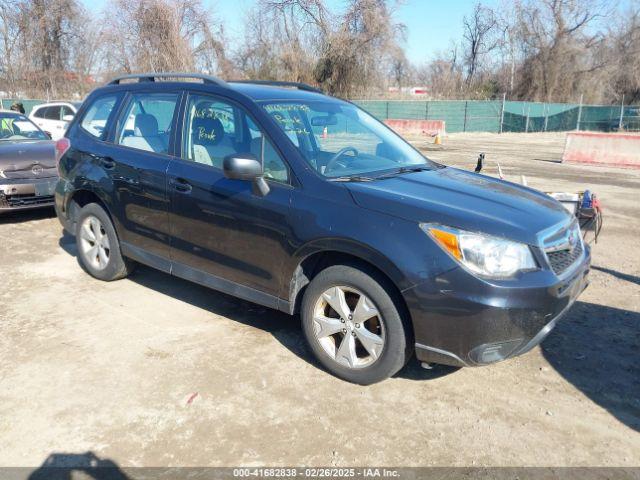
562,132,640,169
384,119,446,137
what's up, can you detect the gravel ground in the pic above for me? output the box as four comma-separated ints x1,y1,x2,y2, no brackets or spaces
0,132,638,470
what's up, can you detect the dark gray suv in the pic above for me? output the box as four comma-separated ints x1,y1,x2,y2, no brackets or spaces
54,73,590,384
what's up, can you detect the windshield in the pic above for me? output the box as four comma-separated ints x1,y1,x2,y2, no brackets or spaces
261,100,436,178
0,113,48,141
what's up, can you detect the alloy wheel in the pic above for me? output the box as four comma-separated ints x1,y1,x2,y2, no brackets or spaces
312,286,385,368
79,215,110,270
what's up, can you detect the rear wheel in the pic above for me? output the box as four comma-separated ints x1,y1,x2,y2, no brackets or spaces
75,203,134,281
301,264,411,384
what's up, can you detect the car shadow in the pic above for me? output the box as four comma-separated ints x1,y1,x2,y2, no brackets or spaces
591,265,640,287
541,301,640,432
0,206,55,224
28,451,129,480
57,231,457,383
395,360,461,381
58,231,316,370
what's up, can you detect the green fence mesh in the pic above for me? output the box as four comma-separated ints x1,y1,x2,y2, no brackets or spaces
3,97,639,133
0,98,48,115
354,100,640,133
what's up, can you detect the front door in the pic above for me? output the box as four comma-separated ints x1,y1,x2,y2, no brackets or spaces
167,93,293,300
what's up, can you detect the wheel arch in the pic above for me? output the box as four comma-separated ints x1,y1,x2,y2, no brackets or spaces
67,188,117,235
286,241,412,327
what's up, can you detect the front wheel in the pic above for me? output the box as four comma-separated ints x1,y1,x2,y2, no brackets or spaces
301,264,411,384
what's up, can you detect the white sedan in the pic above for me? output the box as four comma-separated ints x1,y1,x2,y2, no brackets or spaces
29,101,82,140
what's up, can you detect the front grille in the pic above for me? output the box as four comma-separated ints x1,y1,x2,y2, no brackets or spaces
546,240,583,275
3,193,54,208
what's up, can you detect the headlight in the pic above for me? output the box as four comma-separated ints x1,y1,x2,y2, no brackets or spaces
0,169,5,179
420,223,537,278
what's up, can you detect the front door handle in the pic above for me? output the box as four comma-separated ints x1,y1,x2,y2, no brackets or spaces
171,178,192,194
101,157,116,170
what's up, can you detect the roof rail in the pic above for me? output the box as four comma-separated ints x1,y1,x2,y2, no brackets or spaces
107,72,228,87
230,80,323,94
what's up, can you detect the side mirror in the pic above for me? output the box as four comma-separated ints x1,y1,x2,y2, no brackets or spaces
62,114,74,122
44,131,52,139
223,153,270,196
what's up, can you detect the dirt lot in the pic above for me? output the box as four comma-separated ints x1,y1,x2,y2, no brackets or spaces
0,132,638,469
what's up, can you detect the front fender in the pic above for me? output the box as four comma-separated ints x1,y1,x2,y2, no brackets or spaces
291,237,409,290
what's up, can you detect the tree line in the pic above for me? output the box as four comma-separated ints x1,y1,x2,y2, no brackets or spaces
1,0,638,103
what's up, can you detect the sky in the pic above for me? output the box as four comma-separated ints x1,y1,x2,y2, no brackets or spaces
79,0,500,65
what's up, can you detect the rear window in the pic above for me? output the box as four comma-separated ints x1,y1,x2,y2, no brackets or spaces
80,95,120,140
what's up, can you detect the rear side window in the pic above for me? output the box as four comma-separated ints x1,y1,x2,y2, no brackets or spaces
116,93,179,155
80,95,120,140
61,105,75,118
44,106,62,120
32,107,47,119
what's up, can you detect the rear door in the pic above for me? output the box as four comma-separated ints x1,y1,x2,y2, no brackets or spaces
105,91,182,265
42,105,65,140
30,106,52,134
167,92,293,299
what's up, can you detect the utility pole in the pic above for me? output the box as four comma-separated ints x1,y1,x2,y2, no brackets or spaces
576,94,583,131
618,95,625,131
499,93,506,134
543,103,549,132
463,101,468,132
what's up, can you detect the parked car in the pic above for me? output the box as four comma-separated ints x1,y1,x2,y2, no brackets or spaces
0,110,58,211
54,73,590,384
29,101,82,140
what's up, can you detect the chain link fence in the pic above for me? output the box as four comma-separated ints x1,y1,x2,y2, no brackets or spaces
3,96,639,133
354,99,640,134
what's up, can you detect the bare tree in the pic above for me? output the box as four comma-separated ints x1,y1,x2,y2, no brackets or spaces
0,0,25,95
101,0,231,77
1,0,93,97
606,6,640,103
415,41,465,99
462,2,498,87
511,0,608,102
389,47,411,90
238,0,404,97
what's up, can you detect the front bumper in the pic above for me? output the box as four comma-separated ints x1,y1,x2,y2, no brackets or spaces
0,177,57,211
404,246,591,367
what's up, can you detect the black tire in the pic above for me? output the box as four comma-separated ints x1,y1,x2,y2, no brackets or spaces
301,264,412,385
75,202,134,281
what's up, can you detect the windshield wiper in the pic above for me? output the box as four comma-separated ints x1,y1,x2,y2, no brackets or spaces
374,165,432,179
329,175,375,182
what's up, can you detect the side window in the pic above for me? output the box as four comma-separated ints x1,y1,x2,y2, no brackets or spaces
44,106,62,120
182,94,289,184
33,107,47,119
80,95,119,140
61,105,75,118
116,93,179,154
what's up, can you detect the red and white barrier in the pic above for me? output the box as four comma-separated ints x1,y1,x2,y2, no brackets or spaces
562,132,640,169
384,119,446,137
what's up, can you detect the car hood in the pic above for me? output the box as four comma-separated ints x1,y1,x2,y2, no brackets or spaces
0,140,57,180
346,167,573,245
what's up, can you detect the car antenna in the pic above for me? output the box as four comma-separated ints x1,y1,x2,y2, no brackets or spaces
475,152,485,173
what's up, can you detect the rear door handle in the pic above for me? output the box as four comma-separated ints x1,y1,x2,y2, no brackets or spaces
171,178,192,194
